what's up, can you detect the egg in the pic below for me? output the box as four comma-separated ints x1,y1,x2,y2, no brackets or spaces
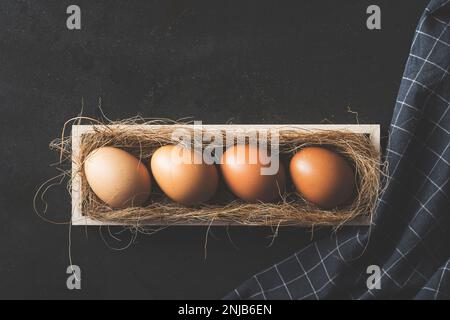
84,147,151,208
220,144,286,202
290,147,355,208
150,145,219,205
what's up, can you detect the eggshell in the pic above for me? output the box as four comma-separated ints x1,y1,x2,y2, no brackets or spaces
84,147,151,208
150,145,219,205
290,147,355,208
220,144,286,202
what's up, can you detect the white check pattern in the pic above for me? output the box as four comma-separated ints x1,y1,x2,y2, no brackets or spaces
225,0,450,300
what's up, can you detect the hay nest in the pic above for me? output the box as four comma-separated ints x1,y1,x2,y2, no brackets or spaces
51,118,381,227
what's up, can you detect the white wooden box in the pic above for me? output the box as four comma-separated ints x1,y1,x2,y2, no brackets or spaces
71,124,380,226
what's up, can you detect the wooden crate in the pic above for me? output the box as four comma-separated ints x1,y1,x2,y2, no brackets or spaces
71,124,380,226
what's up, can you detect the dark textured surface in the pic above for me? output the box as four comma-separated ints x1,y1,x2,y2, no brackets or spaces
0,0,428,299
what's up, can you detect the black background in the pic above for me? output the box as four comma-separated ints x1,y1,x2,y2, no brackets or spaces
0,0,428,299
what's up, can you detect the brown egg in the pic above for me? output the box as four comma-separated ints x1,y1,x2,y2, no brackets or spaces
220,144,286,202
290,147,355,208
150,145,219,205
84,147,151,208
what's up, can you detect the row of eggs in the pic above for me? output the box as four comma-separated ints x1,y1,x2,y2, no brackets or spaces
84,144,356,209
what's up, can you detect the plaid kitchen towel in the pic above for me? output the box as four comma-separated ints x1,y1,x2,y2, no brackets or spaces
225,0,450,300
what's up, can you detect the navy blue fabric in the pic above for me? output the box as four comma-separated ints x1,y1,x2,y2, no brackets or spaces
225,0,450,300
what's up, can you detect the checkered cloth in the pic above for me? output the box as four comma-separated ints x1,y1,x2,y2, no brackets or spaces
225,0,450,300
